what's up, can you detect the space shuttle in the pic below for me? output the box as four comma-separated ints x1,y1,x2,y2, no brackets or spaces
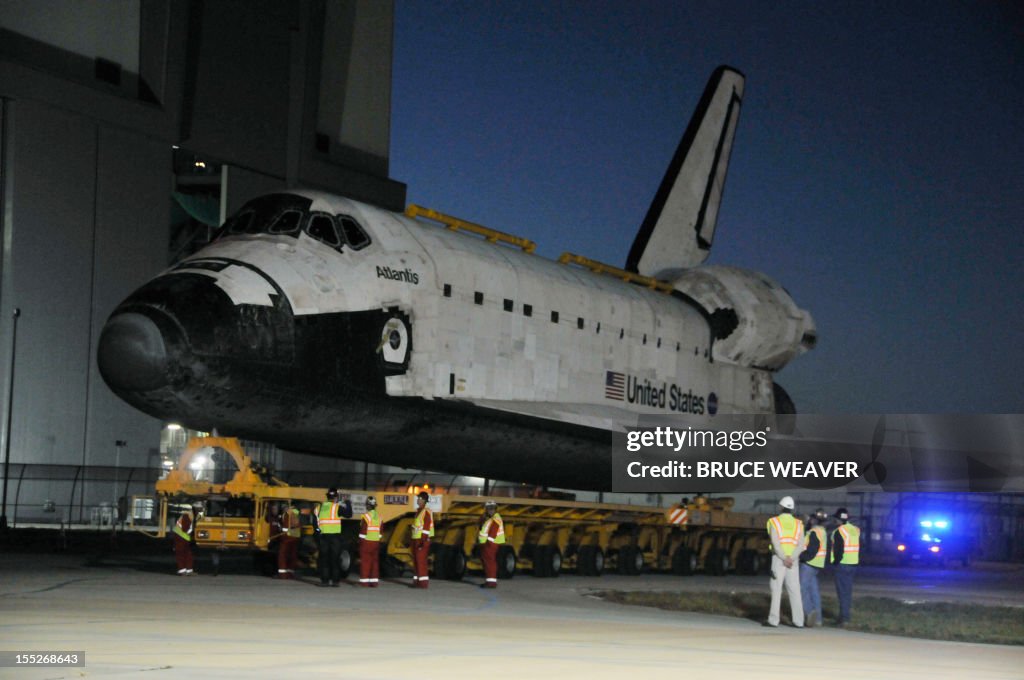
97,66,816,491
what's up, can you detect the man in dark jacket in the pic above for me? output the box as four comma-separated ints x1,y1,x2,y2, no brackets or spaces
799,508,828,627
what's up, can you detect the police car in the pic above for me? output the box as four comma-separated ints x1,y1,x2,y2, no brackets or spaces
896,518,971,567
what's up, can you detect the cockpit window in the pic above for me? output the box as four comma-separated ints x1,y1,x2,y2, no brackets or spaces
227,211,254,234
214,193,313,241
338,215,371,250
306,213,341,247
269,210,302,235
214,195,372,256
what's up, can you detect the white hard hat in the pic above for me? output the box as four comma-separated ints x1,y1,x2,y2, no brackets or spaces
779,496,795,510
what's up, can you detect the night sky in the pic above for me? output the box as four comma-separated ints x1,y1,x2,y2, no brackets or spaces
390,2,1024,414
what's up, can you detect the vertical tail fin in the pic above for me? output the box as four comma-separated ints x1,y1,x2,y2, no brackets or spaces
626,66,745,279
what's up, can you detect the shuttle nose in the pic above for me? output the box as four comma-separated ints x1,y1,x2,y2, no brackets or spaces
97,312,169,392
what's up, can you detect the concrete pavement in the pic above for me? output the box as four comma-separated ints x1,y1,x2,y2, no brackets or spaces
1,553,1021,679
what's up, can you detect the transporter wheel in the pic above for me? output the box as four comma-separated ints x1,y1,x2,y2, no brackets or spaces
619,546,643,576
735,549,753,575
671,546,695,576
497,545,517,579
579,546,606,576
338,543,353,579
707,549,729,576
734,550,748,574
747,550,765,575
381,553,405,578
430,544,449,579
547,547,563,578
629,546,644,575
446,548,467,581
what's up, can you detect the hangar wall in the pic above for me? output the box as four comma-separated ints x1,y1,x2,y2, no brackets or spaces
0,101,170,522
0,0,405,526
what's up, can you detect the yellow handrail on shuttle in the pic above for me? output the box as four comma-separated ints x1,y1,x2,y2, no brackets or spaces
405,204,537,253
558,252,675,294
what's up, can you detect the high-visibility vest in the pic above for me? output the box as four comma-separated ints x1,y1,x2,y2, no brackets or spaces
806,525,827,568
284,507,301,538
173,511,193,542
318,501,343,534
412,508,434,539
766,513,802,556
360,509,382,542
478,513,506,544
833,523,861,565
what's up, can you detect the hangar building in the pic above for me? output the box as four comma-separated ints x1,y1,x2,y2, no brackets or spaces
0,0,402,526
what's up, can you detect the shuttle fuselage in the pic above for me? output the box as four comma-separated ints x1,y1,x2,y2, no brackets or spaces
97,67,816,490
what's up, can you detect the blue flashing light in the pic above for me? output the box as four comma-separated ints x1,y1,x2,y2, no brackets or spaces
919,519,951,530
920,533,932,542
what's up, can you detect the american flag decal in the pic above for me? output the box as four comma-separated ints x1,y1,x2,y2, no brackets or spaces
605,371,625,401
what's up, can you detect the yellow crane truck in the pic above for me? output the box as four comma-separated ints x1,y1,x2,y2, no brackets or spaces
133,436,772,579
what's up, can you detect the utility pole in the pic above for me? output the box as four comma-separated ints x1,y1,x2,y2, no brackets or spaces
1,308,22,533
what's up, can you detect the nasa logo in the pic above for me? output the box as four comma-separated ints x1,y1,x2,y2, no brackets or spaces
707,392,718,415
376,265,420,285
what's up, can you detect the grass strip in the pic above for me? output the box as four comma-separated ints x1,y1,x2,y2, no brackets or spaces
598,590,1024,646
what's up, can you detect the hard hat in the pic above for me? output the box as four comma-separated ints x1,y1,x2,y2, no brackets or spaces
779,496,795,510
365,496,377,508
815,508,828,520
417,491,430,502
835,507,849,521
485,500,497,509
326,487,338,500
